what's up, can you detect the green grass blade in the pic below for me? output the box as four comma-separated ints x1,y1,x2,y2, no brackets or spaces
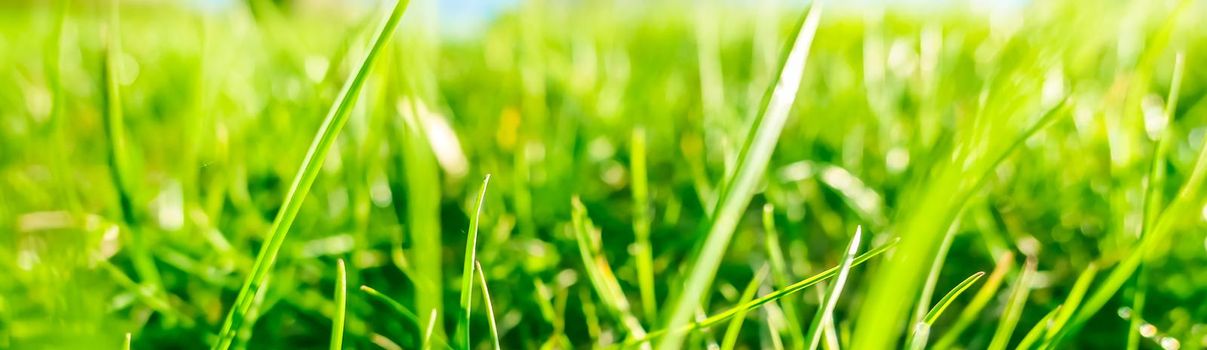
625,238,896,348
1128,52,1184,350
803,226,862,350
210,1,411,349
987,258,1037,350
762,204,806,348
923,271,986,325
630,127,658,323
1015,306,1061,350
123,333,132,350
359,285,420,326
720,266,769,350
475,261,501,350
456,175,491,348
932,252,1014,349
659,2,824,347
331,259,347,350
908,271,985,350
1040,263,1098,346
905,222,960,348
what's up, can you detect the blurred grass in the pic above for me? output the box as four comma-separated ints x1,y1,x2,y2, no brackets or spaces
3,0,1207,349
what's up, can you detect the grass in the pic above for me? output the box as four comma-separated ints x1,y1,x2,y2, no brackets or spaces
455,174,490,348
659,2,824,347
474,261,501,350
330,259,347,350
210,0,411,349
4,0,1207,348
802,226,860,350
908,271,985,350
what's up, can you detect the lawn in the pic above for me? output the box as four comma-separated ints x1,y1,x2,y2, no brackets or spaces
2,0,1207,349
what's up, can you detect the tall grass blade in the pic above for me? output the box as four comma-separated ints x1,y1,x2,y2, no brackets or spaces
210,1,411,348
803,226,861,350
923,271,986,325
1039,263,1098,347
123,333,132,350
987,258,1037,350
720,266,770,350
103,0,164,307
475,261,501,350
331,259,347,350
659,2,824,347
359,285,420,326
456,175,491,348
630,127,658,322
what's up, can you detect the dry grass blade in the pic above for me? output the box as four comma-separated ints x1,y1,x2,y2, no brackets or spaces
625,238,896,348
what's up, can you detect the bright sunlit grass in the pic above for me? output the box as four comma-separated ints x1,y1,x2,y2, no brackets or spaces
2,0,1207,349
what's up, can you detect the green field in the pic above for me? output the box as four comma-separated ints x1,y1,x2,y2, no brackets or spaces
3,0,1207,348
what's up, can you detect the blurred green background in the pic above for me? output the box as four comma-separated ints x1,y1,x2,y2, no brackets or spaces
2,0,1207,348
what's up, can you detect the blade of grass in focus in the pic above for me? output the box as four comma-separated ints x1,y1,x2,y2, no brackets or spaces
103,0,165,314
932,252,1014,349
455,175,491,349
803,226,862,350
331,259,347,350
905,222,960,348
908,271,985,350
210,1,411,348
659,2,824,347
630,127,657,323
359,285,420,326
923,272,986,325
720,266,769,350
475,261,501,350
